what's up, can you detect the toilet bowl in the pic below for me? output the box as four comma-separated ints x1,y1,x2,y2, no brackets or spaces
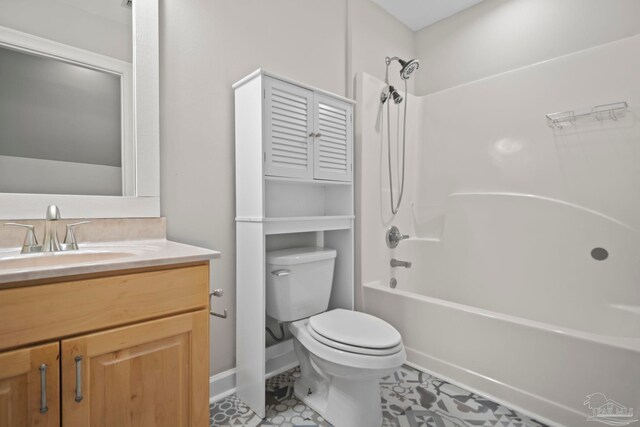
266,248,406,427
289,310,405,427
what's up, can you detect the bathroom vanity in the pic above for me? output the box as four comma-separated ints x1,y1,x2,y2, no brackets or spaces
0,239,219,427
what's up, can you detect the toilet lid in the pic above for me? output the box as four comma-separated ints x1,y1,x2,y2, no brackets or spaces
308,309,402,350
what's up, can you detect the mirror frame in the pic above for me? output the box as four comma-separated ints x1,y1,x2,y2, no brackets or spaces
0,0,159,219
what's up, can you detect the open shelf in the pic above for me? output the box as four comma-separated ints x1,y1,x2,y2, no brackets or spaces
265,179,353,218
264,215,354,234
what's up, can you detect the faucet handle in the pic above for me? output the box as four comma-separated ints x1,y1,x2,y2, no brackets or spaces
4,223,42,254
62,221,90,251
386,225,410,248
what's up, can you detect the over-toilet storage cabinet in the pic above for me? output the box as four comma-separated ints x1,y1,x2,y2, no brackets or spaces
234,69,355,418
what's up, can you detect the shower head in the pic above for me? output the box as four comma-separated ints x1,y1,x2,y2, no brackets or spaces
385,56,420,80
398,58,419,80
389,86,403,104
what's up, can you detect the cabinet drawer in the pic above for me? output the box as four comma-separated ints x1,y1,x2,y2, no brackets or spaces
0,264,209,351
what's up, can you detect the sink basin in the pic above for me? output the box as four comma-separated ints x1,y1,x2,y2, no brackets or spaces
0,250,135,270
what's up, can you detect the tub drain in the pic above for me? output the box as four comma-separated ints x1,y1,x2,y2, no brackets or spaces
390,278,397,288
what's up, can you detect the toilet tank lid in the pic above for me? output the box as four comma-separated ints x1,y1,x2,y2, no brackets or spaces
266,247,337,265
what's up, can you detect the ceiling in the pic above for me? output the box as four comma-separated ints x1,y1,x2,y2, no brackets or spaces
371,0,484,31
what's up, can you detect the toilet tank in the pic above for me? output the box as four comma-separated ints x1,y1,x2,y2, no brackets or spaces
266,247,337,322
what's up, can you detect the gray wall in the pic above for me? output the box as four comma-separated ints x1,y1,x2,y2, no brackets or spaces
414,0,640,94
159,0,415,376
0,0,132,62
0,47,122,167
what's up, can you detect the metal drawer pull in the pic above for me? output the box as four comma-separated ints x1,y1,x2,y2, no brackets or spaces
39,364,48,414
75,356,83,402
271,269,290,277
210,289,228,319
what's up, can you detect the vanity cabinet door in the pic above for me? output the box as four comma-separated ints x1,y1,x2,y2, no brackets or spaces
61,310,209,427
264,77,315,179
0,342,60,427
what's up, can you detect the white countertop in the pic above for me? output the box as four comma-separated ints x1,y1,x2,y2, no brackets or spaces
0,239,220,285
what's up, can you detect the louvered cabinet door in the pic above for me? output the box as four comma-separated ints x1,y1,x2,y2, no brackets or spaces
313,94,352,182
264,78,314,179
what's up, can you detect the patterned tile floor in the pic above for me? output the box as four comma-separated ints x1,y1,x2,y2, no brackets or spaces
210,365,549,427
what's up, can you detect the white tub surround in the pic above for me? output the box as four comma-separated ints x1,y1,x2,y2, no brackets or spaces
357,35,640,427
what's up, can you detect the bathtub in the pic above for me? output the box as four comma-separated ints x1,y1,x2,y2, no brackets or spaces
362,194,640,427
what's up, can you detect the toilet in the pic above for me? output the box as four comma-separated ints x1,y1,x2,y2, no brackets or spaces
266,247,406,427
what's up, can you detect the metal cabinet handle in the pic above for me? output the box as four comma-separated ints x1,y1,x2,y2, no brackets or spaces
210,289,228,319
74,356,83,402
315,133,322,138
39,364,48,414
271,269,290,277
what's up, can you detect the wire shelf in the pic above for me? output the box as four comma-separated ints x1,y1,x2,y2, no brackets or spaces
546,101,629,129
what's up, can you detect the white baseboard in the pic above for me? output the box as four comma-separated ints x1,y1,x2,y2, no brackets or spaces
210,339,299,404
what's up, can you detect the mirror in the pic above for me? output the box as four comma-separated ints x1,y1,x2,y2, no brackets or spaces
0,0,159,219
0,0,133,197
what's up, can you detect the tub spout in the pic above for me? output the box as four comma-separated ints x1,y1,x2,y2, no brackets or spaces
390,258,411,268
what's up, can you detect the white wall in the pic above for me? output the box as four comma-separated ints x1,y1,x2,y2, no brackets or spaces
159,0,414,376
414,0,640,95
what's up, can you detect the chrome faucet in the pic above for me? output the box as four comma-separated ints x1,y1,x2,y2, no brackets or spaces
3,205,90,253
390,258,411,268
42,205,61,252
386,226,410,248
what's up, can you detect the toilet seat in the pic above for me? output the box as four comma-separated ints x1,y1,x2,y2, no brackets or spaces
307,325,403,356
289,317,406,371
308,309,402,356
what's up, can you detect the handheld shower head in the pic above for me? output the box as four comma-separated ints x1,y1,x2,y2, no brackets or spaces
381,85,403,104
398,58,419,80
389,86,403,104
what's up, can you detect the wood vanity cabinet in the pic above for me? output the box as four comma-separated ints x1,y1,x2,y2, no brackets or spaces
0,262,210,427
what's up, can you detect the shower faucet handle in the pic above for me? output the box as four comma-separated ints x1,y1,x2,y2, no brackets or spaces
386,225,409,248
